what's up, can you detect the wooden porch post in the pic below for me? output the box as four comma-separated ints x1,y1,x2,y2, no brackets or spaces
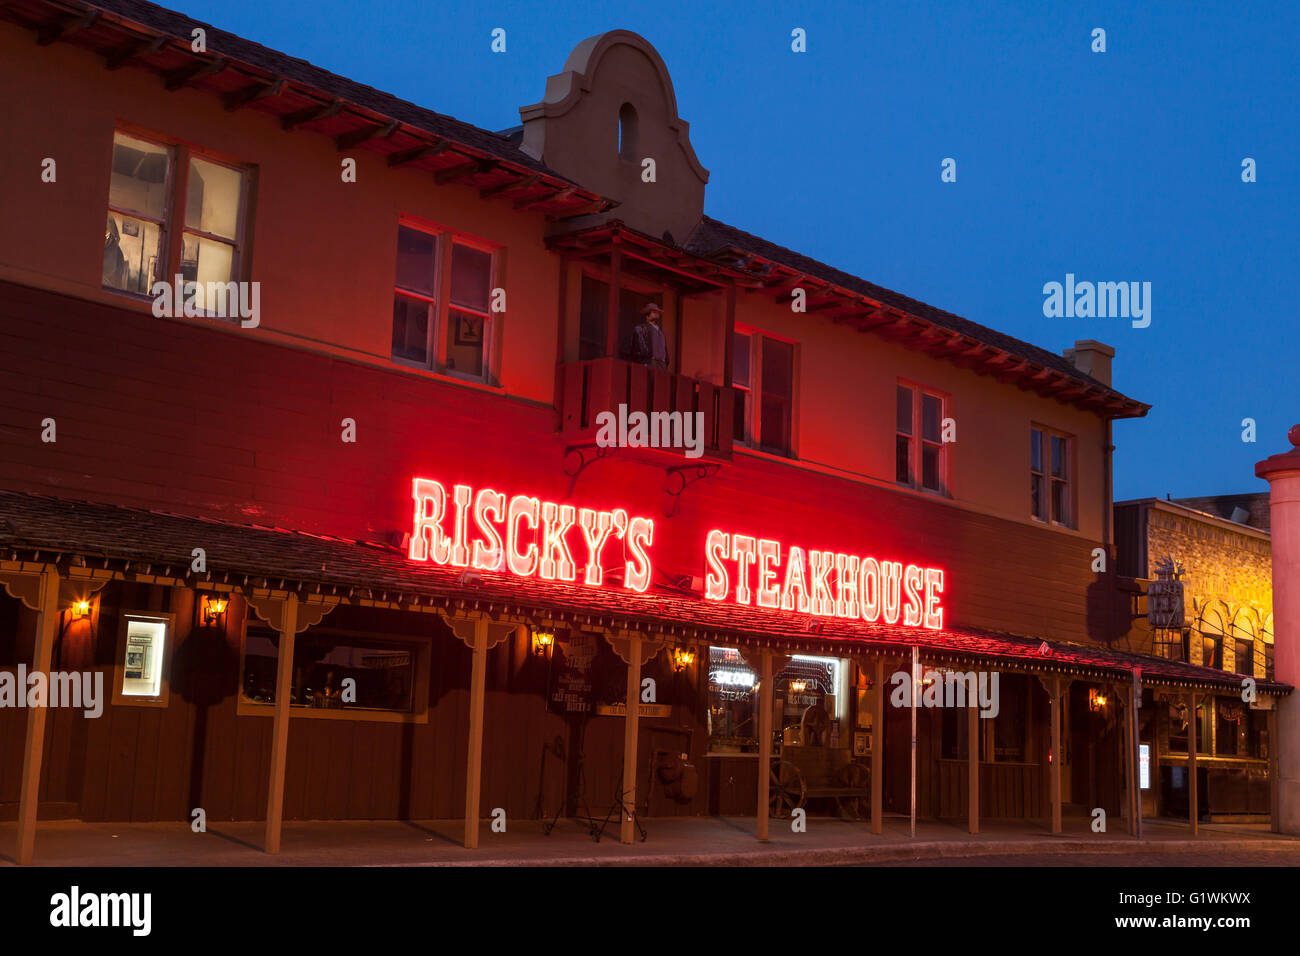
464,615,489,849
910,647,919,838
1187,691,1199,836
1269,707,1280,834
264,593,299,854
968,695,979,835
16,566,60,866
756,650,773,841
620,633,643,844
871,657,885,835
1123,682,1138,837
1049,677,1062,834
606,243,622,358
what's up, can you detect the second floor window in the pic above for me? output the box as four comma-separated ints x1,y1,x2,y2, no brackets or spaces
392,223,496,380
734,330,795,456
1030,426,1073,527
896,384,947,494
104,129,250,304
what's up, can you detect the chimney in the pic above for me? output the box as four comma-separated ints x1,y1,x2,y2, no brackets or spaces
1063,339,1115,387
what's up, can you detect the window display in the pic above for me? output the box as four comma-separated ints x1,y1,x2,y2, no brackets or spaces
120,616,167,698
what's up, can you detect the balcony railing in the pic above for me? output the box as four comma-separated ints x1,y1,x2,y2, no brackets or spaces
559,357,738,461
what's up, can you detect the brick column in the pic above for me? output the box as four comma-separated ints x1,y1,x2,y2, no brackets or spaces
1257,424,1300,833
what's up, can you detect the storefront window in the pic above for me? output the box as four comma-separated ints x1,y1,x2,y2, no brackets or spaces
1167,698,1211,754
776,655,848,747
707,646,759,753
242,626,417,714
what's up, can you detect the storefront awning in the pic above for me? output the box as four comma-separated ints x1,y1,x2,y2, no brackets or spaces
0,490,1287,695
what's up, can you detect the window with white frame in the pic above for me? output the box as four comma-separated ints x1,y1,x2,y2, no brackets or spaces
1030,426,1073,527
103,129,250,305
392,222,496,380
896,383,947,494
733,330,795,456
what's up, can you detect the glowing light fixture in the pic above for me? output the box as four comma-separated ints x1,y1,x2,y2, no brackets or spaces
71,599,92,619
531,629,555,656
1089,688,1108,712
670,646,697,672
202,594,229,627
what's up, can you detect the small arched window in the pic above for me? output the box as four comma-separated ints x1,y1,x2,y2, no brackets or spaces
618,103,638,160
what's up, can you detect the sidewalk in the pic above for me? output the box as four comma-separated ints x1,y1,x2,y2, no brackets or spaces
3,814,1297,866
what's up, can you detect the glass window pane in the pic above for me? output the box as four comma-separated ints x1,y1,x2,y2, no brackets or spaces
392,294,429,363
1031,473,1044,518
922,394,942,442
1030,429,1042,472
446,309,486,377
707,646,759,753
121,618,167,698
579,274,609,360
734,333,752,389
450,242,492,312
396,226,437,295
181,234,235,288
760,337,794,399
109,132,170,220
1051,435,1067,478
897,386,913,435
922,443,940,491
1051,479,1066,522
896,435,911,483
760,395,790,452
733,389,747,444
104,212,163,295
242,629,416,712
185,156,243,241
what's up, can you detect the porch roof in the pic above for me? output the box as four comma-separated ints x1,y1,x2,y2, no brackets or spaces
0,490,1286,695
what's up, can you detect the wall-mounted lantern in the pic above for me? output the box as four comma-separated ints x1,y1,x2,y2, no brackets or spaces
531,628,555,657
670,646,697,672
71,598,92,619
202,594,229,627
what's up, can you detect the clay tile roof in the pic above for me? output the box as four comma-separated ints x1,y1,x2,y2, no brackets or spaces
0,491,1283,694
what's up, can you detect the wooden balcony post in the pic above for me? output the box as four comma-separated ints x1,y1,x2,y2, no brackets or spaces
16,565,60,866
606,243,622,359
723,284,736,387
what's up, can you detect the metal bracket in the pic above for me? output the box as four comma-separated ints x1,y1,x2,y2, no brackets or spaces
664,462,720,516
563,443,613,497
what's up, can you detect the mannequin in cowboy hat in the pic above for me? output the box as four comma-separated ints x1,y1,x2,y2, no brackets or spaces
631,301,669,370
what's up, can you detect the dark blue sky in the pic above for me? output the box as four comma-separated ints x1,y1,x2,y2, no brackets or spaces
181,0,1298,500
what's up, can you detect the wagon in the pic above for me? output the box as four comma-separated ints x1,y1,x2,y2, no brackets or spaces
768,744,870,820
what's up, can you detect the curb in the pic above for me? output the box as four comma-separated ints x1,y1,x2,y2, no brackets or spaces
417,837,1300,867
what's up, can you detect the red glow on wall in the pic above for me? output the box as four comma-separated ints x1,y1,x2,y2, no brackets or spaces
703,529,946,629
409,477,655,592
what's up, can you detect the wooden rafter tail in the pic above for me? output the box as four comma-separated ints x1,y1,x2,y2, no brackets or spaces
36,8,99,45
386,140,448,167
335,119,399,150
280,98,343,131
163,55,228,91
104,33,169,70
479,173,540,199
222,76,287,111
434,157,497,185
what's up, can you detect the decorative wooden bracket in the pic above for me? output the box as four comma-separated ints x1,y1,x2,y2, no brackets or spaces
448,612,517,650
1035,674,1072,698
604,629,664,665
0,571,45,610
246,594,341,633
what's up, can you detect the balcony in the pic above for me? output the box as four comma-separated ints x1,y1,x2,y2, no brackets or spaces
559,357,738,463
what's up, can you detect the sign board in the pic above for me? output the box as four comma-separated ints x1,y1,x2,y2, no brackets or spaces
1139,744,1150,789
595,702,672,718
1148,555,1186,629
548,631,596,715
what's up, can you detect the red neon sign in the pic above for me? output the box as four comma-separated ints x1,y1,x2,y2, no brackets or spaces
408,478,655,592
703,529,945,629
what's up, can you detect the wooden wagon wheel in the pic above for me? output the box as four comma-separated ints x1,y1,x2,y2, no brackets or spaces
836,763,870,820
769,759,806,818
